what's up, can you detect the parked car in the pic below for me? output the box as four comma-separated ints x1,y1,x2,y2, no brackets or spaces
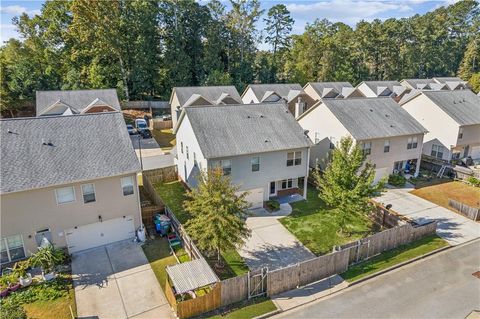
126,124,136,135
138,128,152,139
135,118,148,130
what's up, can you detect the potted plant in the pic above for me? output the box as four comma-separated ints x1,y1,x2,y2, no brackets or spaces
29,244,65,281
13,260,32,287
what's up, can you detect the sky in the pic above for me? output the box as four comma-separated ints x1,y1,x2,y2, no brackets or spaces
0,0,459,46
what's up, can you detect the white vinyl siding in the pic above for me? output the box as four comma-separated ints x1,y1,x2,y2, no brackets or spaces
55,186,75,204
121,176,134,196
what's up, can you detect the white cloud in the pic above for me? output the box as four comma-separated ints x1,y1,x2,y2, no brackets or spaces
0,5,40,16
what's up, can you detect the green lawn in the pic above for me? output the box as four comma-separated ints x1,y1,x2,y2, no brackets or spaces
142,237,178,291
23,288,76,319
280,186,375,255
152,129,176,151
341,235,449,282
154,180,191,223
208,297,277,319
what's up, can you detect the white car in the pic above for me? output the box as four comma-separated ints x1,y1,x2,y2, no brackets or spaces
135,118,148,130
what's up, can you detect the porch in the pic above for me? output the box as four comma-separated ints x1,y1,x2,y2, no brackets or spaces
268,177,307,203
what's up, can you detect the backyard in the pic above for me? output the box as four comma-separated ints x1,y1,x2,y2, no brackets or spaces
280,186,376,255
154,180,249,279
410,181,480,211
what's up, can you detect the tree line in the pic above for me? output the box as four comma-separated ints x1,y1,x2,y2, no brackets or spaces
1,0,479,115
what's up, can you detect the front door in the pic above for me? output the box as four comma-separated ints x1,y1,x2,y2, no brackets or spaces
269,181,276,196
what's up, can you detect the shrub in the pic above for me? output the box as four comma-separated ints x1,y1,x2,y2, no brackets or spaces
266,200,280,211
29,244,66,274
0,301,26,319
388,174,407,187
467,176,480,187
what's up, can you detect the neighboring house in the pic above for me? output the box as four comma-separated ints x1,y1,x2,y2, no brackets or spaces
303,82,365,101
241,84,316,118
36,89,120,116
170,86,242,127
1,112,141,259
432,77,469,90
298,98,427,183
356,81,408,100
174,103,312,208
400,90,480,161
400,78,469,91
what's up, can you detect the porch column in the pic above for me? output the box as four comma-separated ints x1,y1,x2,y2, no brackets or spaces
414,158,421,177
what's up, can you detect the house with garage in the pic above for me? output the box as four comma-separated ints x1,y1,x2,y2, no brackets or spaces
0,112,141,259
174,103,312,208
36,89,121,116
400,90,480,161
356,80,408,100
303,82,365,102
298,98,427,183
170,86,242,127
242,83,316,118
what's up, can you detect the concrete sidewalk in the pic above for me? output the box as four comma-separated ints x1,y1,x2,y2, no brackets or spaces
272,275,348,312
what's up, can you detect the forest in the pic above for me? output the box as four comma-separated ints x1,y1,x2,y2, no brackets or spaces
1,0,479,114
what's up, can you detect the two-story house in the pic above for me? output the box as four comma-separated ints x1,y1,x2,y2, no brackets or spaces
174,103,312,208
298,98,427,183
241,84,316,118
36,89,121,116
1,112,141,259
303,82,365,102
169,86,242,127
400,90,480,161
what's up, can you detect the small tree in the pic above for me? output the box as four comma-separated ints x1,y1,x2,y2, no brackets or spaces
184,168,251,267
314,137,384,233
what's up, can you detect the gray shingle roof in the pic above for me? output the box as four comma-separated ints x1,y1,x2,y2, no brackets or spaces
323,98,426,140
401,79,434,89
307,82,353,98
432,77,464,84
422,90,480,126
173,86,242,106
182,103,312,158
245,84,303,101
36,89,120,116
1,112,140,194
361,81,403,96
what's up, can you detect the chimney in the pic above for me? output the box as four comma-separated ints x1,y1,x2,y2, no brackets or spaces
295,96,306,118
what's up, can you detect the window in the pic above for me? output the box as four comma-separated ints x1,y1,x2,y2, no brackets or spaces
281,179,293,189
55,186,75,204
393,161,404,172
81,183,96,203
363,142,371,155
458,128,463,139
193,152,197,166
431,144,444,159
186,146,189,160
407,137,418,149
384,140,390,153
251,157,260,172
1,235,25,263
329,137,336,150
287,151,302,166
180,142,184,154
121,176,134,196
314,132,321,144
221,159,231,175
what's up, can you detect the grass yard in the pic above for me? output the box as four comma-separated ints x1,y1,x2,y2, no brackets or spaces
207,297,277,319
410,181,480,210
341,235,449,282
142,238,178,291
280,186,376,255
154,180,191,223
152,129,176,151
23,288,76,319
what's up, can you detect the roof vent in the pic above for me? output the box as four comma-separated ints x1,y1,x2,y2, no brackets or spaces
7,129,13,134
369,109,373,112
390,124,395,128
265,139,269,143
385,114,390,118
260,114,264,118
247,115,251,118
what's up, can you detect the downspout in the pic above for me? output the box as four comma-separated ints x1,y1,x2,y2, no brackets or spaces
304,147,310,200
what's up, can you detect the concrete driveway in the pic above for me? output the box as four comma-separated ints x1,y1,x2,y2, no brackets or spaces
72,240,173,319
239,204,315,271
375,187,480,245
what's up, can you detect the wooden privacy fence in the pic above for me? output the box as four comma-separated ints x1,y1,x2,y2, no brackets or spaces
152,119,173,130
143,165,177,184
220,273,249,306
448,199,480,221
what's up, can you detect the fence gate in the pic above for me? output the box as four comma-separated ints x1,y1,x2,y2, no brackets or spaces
248,267,268,299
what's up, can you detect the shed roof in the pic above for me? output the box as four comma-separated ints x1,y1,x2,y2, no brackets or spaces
166,259,218,294
173,86,242,107
422,90,480,126
177,103,312,158
36,89,120,116
0,112,140,194
322,98,426,140
245,84,303,101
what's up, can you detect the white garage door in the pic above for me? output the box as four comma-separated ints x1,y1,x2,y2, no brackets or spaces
243,188,264,209
65,215,135,254
374,167,389,184
471,146,480,160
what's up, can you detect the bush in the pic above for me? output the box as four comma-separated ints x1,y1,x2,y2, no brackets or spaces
29,244,66,274
266,200,280,211
0,301,26,319
388,174,407,187
467,176,480,187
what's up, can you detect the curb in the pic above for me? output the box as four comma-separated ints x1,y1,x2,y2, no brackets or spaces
252,309,283,319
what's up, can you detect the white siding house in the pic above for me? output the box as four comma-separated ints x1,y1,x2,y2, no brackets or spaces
174,103,312,208
298,98,426,183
